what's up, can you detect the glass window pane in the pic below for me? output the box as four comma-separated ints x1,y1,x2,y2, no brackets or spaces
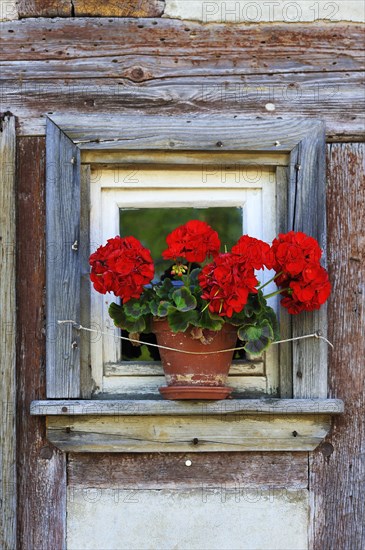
119,206,243,361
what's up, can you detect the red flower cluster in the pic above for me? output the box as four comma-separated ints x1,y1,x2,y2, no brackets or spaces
231,235,272,270
271,231,331,314
199,252,259,318
162,220,220,263
89,236,154,303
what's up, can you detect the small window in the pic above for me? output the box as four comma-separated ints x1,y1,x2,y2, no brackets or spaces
89,164,280,398
31,115,344,454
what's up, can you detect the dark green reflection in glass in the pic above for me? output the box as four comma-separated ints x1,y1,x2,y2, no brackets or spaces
119,206,243,361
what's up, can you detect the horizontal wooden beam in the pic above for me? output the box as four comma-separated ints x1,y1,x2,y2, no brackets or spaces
31,398,344,416
81,150,290,166
16,0,165,18
0,19,363,140
47,413,334,452
50,114,324,151
68,451,309,489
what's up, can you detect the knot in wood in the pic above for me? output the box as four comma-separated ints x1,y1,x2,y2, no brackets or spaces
130,67,145,82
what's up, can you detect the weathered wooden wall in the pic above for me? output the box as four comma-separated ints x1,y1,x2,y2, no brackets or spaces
1,12,363,550
0,19,364,140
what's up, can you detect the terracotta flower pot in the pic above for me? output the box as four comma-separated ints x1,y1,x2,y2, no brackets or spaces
152,319,237,400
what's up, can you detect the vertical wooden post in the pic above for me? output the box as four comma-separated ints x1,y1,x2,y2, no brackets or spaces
16,137,66,550
0,114,16,550
310,143,365,550
46,118,81,398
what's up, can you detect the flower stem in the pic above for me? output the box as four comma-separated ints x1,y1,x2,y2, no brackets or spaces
258,271,283,291
263,287,288,300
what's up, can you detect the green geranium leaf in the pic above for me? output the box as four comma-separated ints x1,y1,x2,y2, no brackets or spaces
167,307,199,333
262,306,280,341
238,319,274,357
189,268,201,286
124,299,149,320
172,287,197,312
157,300,170,317
196,308,225,331
155,278,173,299
243,294,261,318
108,302,146,333
108,302,124,326
148,298,159,316
227,310,248,326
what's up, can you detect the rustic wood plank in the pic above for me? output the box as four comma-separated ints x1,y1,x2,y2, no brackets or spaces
1,19,363,71
6,72,361,139
73,0,165,17
47,413,333,452
104,360,265,376
0,114,16,550
80,164,94,398
0,19,363,140
17,0,70,17
68,451,309,489
310,143,365,550
82,150,290,166
289,123,329,398
276,166,293,398
30,398,344,416
51,114,324,151
46,118,81,398
16,136,66,550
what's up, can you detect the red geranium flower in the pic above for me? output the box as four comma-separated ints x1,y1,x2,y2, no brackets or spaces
89,236,154,303
162,220,220,263
198,253,259,317
279,264,331,314
271,231,322,276
231,235,273,270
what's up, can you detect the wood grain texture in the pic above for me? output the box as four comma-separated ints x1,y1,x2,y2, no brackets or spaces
16,136,66,550
0,19,363,139
47,413,332,452
46,118,81,398
17,0,71,17
310,144,365,550
16,0,165,17
73,0,165,17
51,114,324,151
31,398,344,416
0,114,16,550
68,451,309,489
290,125,329,398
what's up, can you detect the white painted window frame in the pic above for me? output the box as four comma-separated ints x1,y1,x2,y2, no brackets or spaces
90,166,279,397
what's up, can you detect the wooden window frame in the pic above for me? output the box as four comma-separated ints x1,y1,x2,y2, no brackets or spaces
30,114,343,452
91,164,279,398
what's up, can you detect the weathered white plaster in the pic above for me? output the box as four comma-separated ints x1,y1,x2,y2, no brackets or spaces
67,488,309,550
164,0,365,23
0,0,17,20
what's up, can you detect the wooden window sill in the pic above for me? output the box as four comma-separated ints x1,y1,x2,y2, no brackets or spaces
31,398,343,453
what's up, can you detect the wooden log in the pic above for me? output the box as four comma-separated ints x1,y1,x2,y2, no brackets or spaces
16,0,165,18
73,0,165,17
16,136,66,550
16,0,70,17
0,114,16,550
68,451,309,489
310,143,365,550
